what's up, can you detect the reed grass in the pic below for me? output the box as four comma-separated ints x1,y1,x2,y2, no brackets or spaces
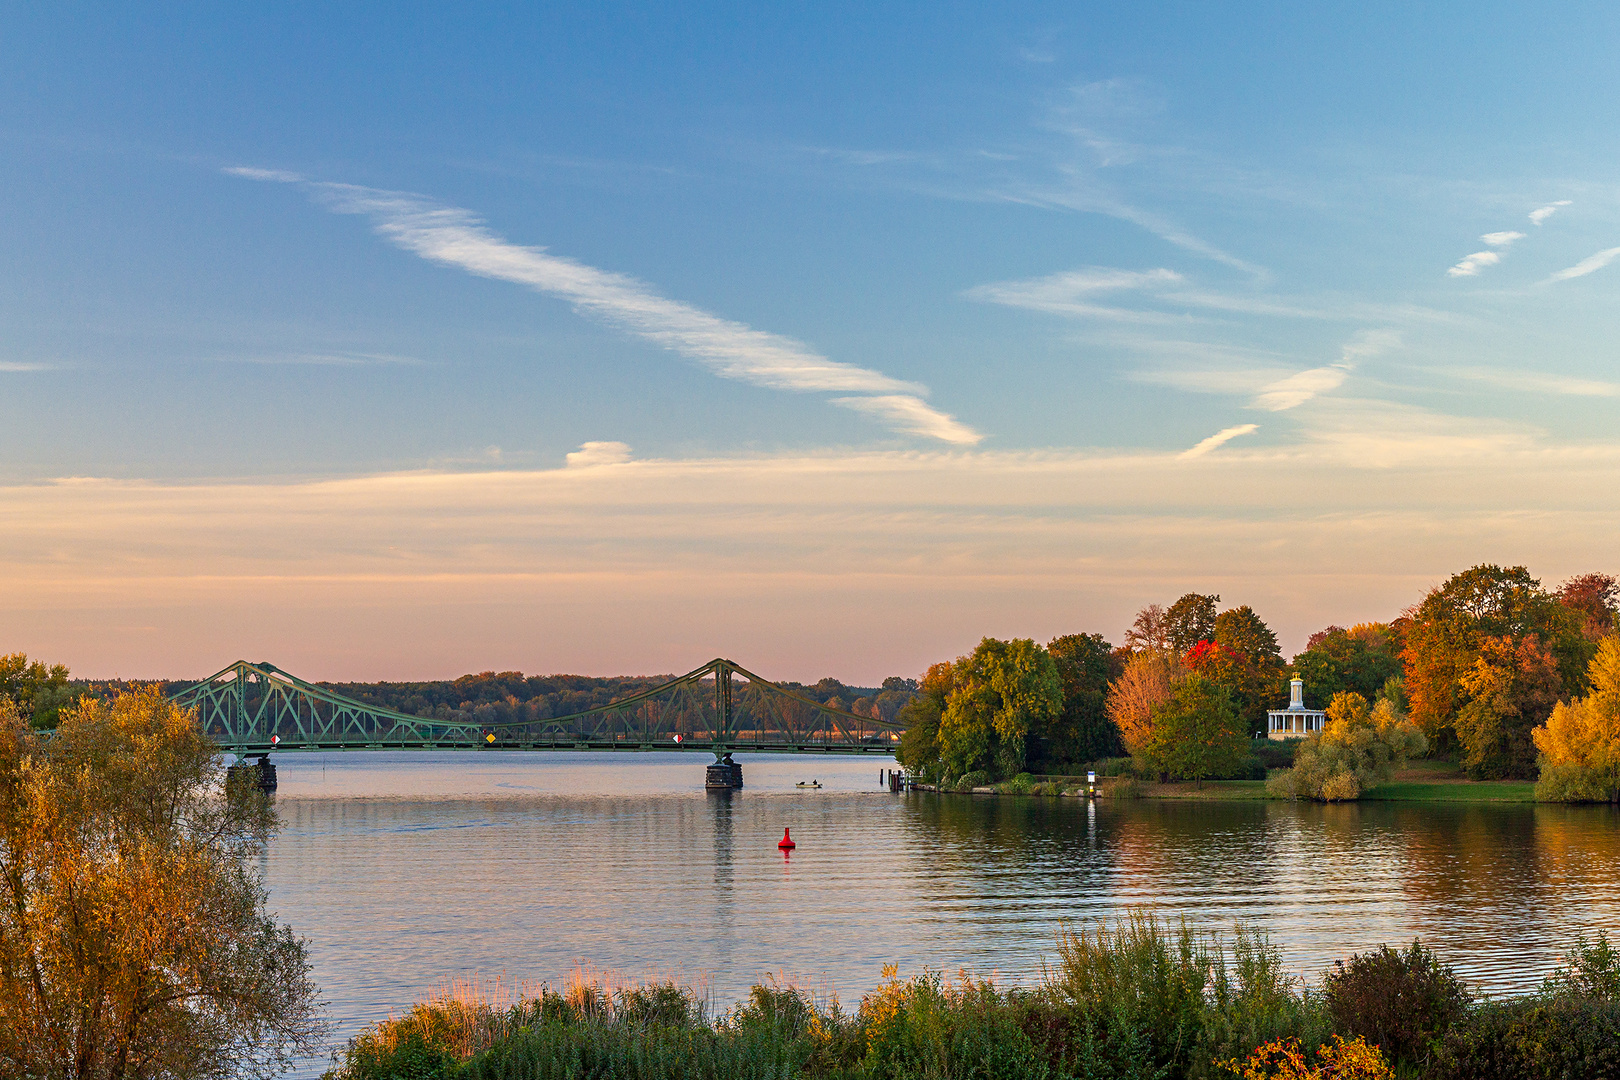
325,917,1620,1080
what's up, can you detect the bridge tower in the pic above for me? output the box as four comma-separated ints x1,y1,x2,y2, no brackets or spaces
706,660,743,789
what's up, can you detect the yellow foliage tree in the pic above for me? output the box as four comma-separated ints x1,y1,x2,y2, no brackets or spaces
1268,692,1427,802
1533,634,1620,802
0,688,327,1078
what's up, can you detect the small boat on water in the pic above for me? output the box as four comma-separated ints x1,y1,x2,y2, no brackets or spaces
795,780,822,789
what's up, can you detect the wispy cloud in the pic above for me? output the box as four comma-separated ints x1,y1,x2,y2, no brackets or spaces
0,361,52,373
1447,227,1529,278
1530,200,1572,225
226,168,981,444
1252,367,1349,411
966,265,1433,325
1179,423,1257,459
1548,246,1620,283
1440,366,1620,398
1249,328,1396,410
828,395,982,445
219,351,422,366
963,267,1185,321
1447,250,1500,277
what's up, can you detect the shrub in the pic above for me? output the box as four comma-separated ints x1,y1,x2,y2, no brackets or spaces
1046,913,1325,1078
1218,755,1268,781
1542,930,1620,1001
1002,772,1036,794
1323,941,1469,1070
1251,740,1298,770
860,969,1049,1080
1269,694,1425,801
1433,998,1620,1080
1221,1035,1392,1079
955,769,992,791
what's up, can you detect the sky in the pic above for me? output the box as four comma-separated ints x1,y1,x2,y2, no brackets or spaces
3,2,1619,683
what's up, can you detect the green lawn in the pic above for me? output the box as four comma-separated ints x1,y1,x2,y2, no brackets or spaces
1136,780,1273,800
1360,780,1536,802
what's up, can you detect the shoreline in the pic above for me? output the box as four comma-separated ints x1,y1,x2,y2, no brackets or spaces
909,772,1539,803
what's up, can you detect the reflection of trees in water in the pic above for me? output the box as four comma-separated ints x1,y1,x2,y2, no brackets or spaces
905,794,1116,883
1389,804,1547,914
1106,801,1284,908
1532,803,1620,876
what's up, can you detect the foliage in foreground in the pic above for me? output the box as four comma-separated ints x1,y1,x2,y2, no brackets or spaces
0,689,328,1080
327,919,1620,1080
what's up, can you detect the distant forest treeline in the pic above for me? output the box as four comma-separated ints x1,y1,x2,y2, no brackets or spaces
37,668,920,732
298,670,915,728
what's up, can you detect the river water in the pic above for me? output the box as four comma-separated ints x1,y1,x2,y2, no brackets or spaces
265,751,1620,1072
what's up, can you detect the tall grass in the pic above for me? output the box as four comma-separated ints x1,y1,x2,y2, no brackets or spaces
326,918,1620,1080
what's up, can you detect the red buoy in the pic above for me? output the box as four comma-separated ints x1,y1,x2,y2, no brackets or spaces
778,827,796,851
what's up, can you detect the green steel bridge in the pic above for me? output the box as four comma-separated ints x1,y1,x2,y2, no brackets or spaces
169,658,905,757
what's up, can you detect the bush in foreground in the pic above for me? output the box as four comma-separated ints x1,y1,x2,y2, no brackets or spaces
326,920,1620,1080
0,689,328,1080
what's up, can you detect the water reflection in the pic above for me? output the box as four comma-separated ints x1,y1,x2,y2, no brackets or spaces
263,753,1620,1077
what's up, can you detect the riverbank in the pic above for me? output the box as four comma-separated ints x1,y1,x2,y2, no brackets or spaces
913,759,1537,803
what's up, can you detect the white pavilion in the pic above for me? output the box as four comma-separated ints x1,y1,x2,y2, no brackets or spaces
1266,678,1326,740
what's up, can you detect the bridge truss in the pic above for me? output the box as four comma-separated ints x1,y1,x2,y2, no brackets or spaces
169,659,905,755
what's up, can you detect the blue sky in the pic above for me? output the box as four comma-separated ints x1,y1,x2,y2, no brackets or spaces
3,3,1618,680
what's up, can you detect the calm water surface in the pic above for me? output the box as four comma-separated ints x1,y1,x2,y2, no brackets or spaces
265,751,1620,1071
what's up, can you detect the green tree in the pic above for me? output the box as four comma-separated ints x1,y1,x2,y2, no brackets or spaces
1291,627,1402,708
1402,565,1589,751
1269,692,1427,801
937,638,1063,781
0,653,76,730
1211,606,1288,735
0,688,327,1078
1037,633,1123,768
1139,674,1248,783
1164,593,1220,653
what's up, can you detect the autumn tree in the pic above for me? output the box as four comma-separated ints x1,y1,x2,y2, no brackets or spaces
935,638,1063,781
0,688,327,1079
1558,573,1619,641
1106,651,1183,756
1164,593,1220,653
1269,691,1427,801
1534,635,1620,802
1454,634,1563,778
1402,565,1589,753
1139,674,1249,783
1036,633,1124,768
